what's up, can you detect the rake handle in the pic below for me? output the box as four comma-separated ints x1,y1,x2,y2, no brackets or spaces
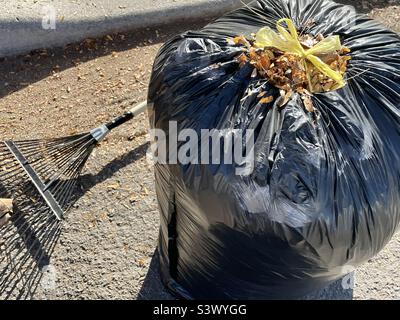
105,100,148,130
105,112,134,130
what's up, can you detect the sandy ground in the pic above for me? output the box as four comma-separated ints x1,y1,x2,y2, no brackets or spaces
0,2,399,300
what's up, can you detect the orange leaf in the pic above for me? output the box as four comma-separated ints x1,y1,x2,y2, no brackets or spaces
259,96,273,104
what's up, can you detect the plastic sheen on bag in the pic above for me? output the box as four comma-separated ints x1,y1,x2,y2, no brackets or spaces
147,0,400,299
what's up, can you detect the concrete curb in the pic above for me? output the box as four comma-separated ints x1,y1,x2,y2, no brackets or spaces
0,0,249,57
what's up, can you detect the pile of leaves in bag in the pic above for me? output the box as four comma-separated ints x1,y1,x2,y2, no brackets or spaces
148,0,400,299
232,17,351,111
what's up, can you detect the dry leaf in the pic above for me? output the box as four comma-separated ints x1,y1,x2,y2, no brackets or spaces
234,28,350,112
232,36,251,48
278,89,293,107
141,187,149,196
137,258,148,267
0,198,13,214
237,53,248,65
302,94,315,112
259,54,271,70
340,47,351,54
259,96,273,104
106,182,121,190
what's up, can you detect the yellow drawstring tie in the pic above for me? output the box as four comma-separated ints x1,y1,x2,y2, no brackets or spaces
254,18,345,89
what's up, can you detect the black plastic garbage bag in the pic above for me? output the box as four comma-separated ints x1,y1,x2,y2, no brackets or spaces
147,0,400,299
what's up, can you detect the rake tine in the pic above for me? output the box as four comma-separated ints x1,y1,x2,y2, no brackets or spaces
42,136,95,191
0,218,60,297
58,158,90,209
0,207,57,265
14,226,62,300
47,154,87,201
19,135,91,178
0,206,51,257
0,188,39,239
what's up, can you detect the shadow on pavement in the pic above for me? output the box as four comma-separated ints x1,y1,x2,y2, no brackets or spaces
0,180,61,300
303,274,354,300
138,250,354,300
137,248,175,300
0,20,209,100
77,142,150,199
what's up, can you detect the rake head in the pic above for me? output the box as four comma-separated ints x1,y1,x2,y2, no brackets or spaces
0,132,98,221
0,101,147,222
0,132,103,298
0,132,97,298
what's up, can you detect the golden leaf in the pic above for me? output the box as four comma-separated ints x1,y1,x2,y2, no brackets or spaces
259,96,274,104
